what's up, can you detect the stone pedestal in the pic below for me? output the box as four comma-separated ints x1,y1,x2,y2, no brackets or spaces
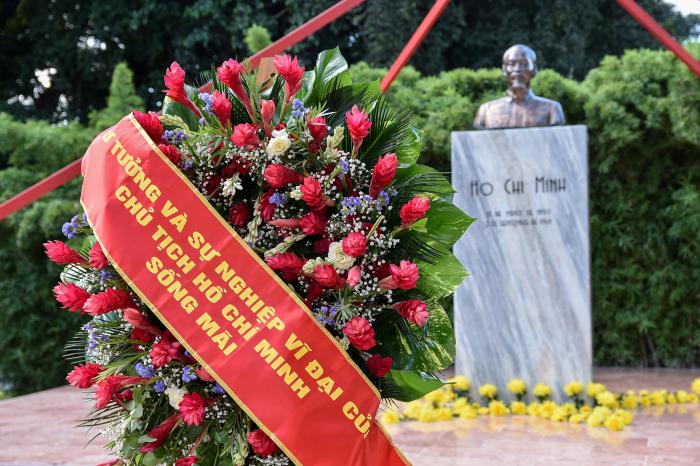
452,125,590,401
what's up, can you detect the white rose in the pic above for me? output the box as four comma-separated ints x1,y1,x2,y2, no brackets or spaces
271,128,289,139
164,386,186,409
266,136,292,156
327,242,355,271
289,186,303,200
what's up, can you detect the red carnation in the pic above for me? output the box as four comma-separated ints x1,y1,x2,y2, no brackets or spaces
217,59,254,119
263,164,304,189
247,429,279,457
53,282,90,312
345,105,372,155
300,211,327,235
205,173,221,196
229,202,250,227
267,252,305,275
379,260,420,290
158,144,182,165
347,265,361,288
313,263,345,289
212,90,232,128
134,111,164,142
369,153,398,197
313,237,330,254
88,242,109,269
395,299,430,327
195,367,215,382
150,331,185,368
140,413,181,453
175,456,198,466
400,195,431,226
95,375,149,409
163,62,202,117
179,392,207,426
342,316,376,350
308,115,327,151
342,232,367,257
260,99,275,137
306,281,324,305
44,240,84,265
273,54,305,104
123,308,162,336
300,177,329,211
367,354,393,377
259,190,277,222
66,362,103,389
83,288,134,316
231,123,261,148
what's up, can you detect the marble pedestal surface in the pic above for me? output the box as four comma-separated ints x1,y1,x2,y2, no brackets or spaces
452,125,590,401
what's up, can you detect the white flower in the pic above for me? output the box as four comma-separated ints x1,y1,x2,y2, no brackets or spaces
266,135,292,156
289,186,303,200
302,257,325,274
165,386,186,409
271,128,289,139
221,173,243,197
327,242,355,271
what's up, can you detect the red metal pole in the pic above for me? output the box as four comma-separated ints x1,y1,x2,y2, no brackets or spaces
0,0,365,222
380,0,452,93
617,0,700,79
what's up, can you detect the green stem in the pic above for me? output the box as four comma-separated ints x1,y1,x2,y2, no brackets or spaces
366,215,385,240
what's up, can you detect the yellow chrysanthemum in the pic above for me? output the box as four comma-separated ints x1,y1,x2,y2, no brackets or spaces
650,391,666,406
569,413,585,424
676,390,689,404
639,389,649,397
586,382,606,398
604,414,625,431
667,393,677,405
692,377,700,396
425,390,445,404
533,383,552,399
457,406,478,419
538,400,557,418
622,395,639,410
478,407,490,416
639,395,651,407
564,380,583,397
687,393,698,404
452,398,468,411
489,400,509,417
510,401,527,415
381,410,401,424
435,407,453,421
586,412,605,427
478,383,498,399
614,409,633,426
403,400,423,419
579,405,591,415
550,407,569,422
507,378,527,395
527,402,541,417
596,391,617,408
449,375,471,392
418,406,437,422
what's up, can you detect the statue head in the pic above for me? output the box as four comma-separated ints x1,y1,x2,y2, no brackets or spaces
501,44,537,93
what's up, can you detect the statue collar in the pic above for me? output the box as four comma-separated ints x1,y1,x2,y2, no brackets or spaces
506,89,534,103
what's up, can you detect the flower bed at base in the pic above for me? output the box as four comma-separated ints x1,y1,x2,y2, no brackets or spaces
382,376,700,432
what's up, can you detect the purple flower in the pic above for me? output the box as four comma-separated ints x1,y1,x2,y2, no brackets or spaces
135,363,155,378
211,383,225,394
339,159,349,174
182,366,198,383
269,192,287,205
154,381,166,393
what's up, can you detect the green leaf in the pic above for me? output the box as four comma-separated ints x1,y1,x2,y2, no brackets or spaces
298,47,351,105
385,370,444,402
141,452,160,466
416,251,469,300
425,199,475,248
394,164,455,201
395,127,423,165
162,84,201,130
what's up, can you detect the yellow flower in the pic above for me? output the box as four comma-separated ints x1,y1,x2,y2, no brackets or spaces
579,405,591,415
650,391,666,406
381,410,401,424
442,389,456,403
561,403,577,416
586,412,605,427
527,402,540,417
639,389,649,397
478,407,490,416
489,400,509,417
676,390,689,404
667,393,677,405
622,395,639,410
403,401,423,419
692,377,700,396
452,398,468,411
596,391,617,408
640,395,651,407
435,407,453,421
457,406,478,419
538,401,557,418
418,406,437,422
533,383,552,399
604,414,625,431
425,390,445,405
614,409,633,426
449,375,471,392
550,407,569,422
510,401,526,415
478,383,498,400
687,393,698,404
587,382,606,398
569,413,585,424
564,380,583,397
507,378,527,395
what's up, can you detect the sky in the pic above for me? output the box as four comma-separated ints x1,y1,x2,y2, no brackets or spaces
667,0,700,15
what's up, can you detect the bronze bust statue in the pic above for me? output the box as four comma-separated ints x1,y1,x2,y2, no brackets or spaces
474,44,565,129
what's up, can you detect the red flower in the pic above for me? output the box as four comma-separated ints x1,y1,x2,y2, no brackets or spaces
247,429,279,457
308,116,327,151
274,54,305,103
212,90,232,128
400,196,431,226
259,190,277,222
123,308,162,336
66,363,103,389
53,282,90,312
229,202,250,227
300,211,327,235
163,62,202,117
395,299,430,327
179,392,206,426
369,153,398,197
347,265,361,288
134,111,164,142
205,173,221,196
263,164,304,189
300,177,328,211
217,59,254,119
195,367,215,382
313,264,345,289
88,242,109,269
345,105,372,154
158,144,182,165
150,331,185,368
140,413,181,453
83,288,134,316
95,376,149,409
313,237,330,254
231,123,261,148
267,252,305,275
44,240,84,265
342,232,367,257
175,456,198,466
260,99,275,137
382,260,420,290
367,354,393,377
342,316,376,350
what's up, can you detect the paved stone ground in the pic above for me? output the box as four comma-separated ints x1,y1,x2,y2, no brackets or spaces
1,368,699,466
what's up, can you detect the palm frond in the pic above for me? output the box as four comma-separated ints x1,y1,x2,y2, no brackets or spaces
355,98,415,164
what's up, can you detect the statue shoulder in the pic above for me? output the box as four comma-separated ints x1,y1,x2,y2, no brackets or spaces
532,96,565,125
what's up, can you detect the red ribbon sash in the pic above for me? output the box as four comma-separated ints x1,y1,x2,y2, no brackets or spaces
80,115,408,466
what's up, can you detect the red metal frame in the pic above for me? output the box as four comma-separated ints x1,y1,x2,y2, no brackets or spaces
617,0,700,79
